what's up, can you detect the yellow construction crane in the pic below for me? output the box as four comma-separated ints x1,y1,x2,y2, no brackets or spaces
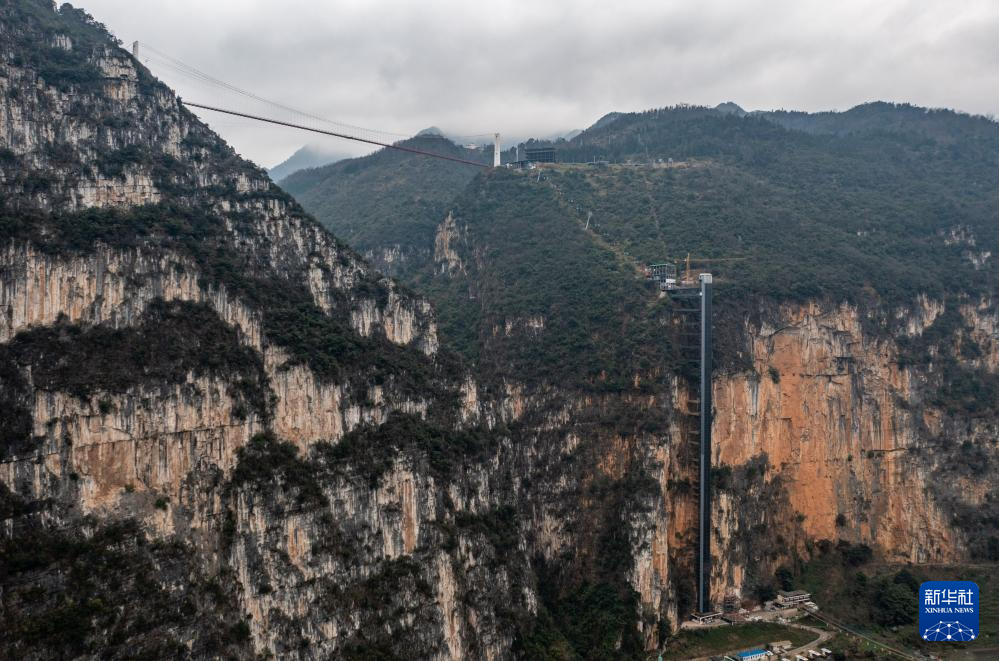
645,254,746,290
678,253,746,285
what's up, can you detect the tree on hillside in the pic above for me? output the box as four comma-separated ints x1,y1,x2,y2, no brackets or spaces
874,581,917,626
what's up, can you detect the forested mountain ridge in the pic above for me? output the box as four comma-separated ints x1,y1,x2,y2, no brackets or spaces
281,136,488,277
293,99,999,386
550,103,999,309
296,101,999,311
759,100,999,141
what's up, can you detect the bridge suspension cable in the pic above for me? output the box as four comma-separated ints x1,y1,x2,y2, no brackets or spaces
182,102,489,168
134,42,495,167
136,41,411,142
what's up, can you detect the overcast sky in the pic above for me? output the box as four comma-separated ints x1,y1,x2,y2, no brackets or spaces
83,0,999,169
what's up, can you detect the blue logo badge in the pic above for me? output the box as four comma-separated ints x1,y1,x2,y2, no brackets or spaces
919,581,978,642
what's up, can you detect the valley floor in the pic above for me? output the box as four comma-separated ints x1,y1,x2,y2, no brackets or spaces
661,622,814,659
796,562,999,660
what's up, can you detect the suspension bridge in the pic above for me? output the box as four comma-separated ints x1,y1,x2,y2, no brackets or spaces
132,41,499,169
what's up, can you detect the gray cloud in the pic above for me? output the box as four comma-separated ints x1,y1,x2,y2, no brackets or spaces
82,0,999,167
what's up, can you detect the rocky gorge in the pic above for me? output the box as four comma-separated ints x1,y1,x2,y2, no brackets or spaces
4,2,999,659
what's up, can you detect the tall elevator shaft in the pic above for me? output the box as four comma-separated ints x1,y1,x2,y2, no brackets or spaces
651,264,714,615
697,273,712,613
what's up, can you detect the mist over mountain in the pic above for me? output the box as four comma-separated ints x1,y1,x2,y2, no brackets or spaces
714,101,747,116
270,126,581,186
267,142,352,183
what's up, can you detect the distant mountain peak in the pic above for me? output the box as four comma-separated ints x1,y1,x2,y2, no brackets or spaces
268,143,350,183
588,112,624,131
416,126,445,137
715,101,747,116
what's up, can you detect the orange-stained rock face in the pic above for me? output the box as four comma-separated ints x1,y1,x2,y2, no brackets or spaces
709,299,993,600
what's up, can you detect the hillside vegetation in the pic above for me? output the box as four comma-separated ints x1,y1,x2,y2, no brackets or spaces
543,104,999,307
287,102,999,376
414,169,677,390
281,136,487,275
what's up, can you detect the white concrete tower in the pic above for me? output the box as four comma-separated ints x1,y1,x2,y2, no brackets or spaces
493,133,501,167
132,40,139,58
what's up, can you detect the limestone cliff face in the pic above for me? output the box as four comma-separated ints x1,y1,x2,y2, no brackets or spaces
433,211,467,276
430,193,998,642
710,298,999,600
0,6,509,659
429,210,690,648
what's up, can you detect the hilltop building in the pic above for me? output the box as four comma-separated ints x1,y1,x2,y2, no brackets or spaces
524,146,556,163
